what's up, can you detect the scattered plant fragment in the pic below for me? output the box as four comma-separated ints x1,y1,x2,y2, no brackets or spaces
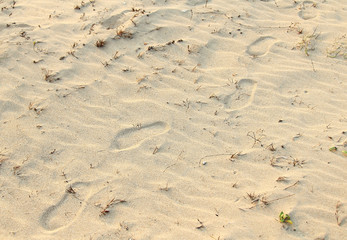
74,0,95,10
113,51,120,59
100,198,126,216
247,129,265,147
283,181,299,190
335,201,343,226
326,34,347,59
266,143,276,152
42,68,60,82
153,146,159,154
95,39,106,48
276,176,288,182
13,165,21,175
247,192,260,203
28,102,44,115
115,28,133,39
271,156,305,168
290,156,305,167
246,192,295,209
196,219,205,229
0,150,9,165
292,133,302,141
159,182,170,191
198,152,242,166
295,29,320,56
66,185,76,194
287,22,303,34
229,152,242,162
119,221,129,231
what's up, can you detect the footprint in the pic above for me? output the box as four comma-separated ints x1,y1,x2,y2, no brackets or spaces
110,121,169,151
0,100,21,118
101,10,132,29
186,0,210,6
246,36,276,57
40,182,92,232
298,1,317,20
221,79,257,111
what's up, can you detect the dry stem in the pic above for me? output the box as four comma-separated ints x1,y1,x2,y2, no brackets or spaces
100,198,127,216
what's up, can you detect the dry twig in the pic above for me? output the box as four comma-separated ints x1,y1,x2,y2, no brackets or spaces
199,152,242,166
163,150,184,172
284,181,299,190
95,39,106,48
335,201,343,226
0,150,9,165
159,182,170,191
247,130,265,147
100,198,127,216
66,185,76,194
196,219,205,229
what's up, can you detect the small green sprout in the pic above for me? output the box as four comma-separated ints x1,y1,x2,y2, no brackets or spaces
279,211,293,224
329,146,337,152
342,150,347,157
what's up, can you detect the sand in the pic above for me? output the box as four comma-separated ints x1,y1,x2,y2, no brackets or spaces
0,0,346,239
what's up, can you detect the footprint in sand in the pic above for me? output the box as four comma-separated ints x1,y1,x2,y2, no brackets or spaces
101,10,132,29
110,121,170,151
298,1,317,20
40,182,92,232
221,79,257,111
186,0,209,6
246,36,276,57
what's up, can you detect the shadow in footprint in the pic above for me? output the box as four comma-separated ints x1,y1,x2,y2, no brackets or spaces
186,0,210,6
40,182,91,232
298,1,317,20
221,79,257,111
246,36,276,57
110,121,169,151
101,10,132,29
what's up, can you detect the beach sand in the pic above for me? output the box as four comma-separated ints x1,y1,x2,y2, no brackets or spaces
0,0,346,239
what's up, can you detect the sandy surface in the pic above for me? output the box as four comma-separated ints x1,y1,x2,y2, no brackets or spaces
0,0,346,239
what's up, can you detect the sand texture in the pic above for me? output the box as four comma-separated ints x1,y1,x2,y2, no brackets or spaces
0,0,346,239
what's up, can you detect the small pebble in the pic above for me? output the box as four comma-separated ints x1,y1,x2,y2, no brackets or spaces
202,161,207,165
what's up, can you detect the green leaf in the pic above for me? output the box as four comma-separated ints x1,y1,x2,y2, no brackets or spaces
329,146,337,152
279,211,284,222
285,219,293,224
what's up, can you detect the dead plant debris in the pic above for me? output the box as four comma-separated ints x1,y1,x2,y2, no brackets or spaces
100,198,127,216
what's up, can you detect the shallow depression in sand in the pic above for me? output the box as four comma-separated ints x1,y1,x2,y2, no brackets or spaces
40,182,91,232
298,1,318,20
246,36,277,57
110,121,170,151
